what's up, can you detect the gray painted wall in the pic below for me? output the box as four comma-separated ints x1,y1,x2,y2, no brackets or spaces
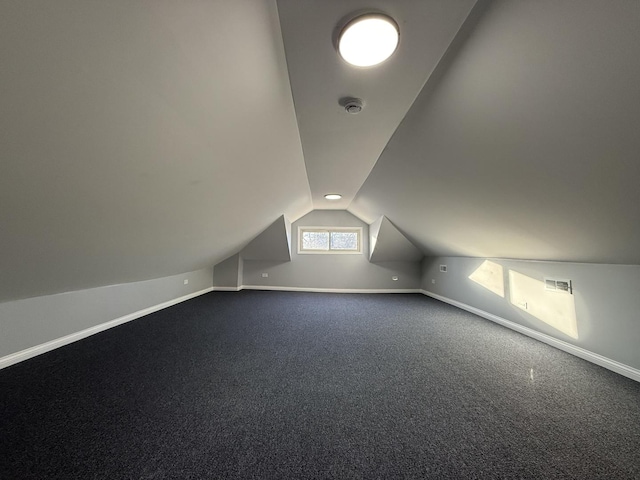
243,210,421,290
422,256,640,370
0,268,213,358
370,216,423,263
240,215,292,261
213,254,242,288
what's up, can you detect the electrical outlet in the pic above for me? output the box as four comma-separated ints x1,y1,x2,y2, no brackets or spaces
261,273,268,278
183,279,189,285
439,265,447,273
432,279,436,284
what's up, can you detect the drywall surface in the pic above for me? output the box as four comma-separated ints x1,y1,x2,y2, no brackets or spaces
422,257,640,370
242,210,421,290
213,254,242,288
240,215,291,261
369,216,423,263
0,268,212,358
277,0,476,208
350,1,640,264
0,0,312,303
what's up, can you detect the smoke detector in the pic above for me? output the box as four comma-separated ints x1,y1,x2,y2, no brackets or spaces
343,97,364,114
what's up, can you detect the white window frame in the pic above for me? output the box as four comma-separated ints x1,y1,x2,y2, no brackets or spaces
298,226,363,255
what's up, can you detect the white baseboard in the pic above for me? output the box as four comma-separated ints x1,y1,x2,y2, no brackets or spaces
0,287,214,370
212,286,242,292
241,285,421,294
420,290,640,383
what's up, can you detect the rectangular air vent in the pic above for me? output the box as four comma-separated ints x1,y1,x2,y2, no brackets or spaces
544,278,572,294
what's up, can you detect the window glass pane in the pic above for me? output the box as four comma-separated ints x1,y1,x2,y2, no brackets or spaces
330,231,358,250
302,231,329,250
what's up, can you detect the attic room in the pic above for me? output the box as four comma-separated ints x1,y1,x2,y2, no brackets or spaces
1,1,639,478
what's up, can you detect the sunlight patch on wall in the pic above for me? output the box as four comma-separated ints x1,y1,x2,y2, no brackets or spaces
370,234,378,257
508,270,578,339
469,260,505,297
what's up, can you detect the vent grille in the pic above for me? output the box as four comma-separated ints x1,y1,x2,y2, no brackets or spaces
544,278,572,294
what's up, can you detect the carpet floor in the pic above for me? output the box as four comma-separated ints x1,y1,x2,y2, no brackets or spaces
1,291,639,479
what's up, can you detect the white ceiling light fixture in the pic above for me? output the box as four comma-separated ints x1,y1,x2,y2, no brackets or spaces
338,14,399,67
324,194,342,200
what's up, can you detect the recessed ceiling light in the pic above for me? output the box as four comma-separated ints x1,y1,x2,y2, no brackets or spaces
338,14,399,67
324,194,342,200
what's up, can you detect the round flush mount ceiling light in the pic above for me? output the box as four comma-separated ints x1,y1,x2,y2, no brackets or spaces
338,14,399,67
324,194,342,200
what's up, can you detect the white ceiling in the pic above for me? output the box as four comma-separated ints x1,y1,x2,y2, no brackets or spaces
1,0,639,302
277,0,476,209
0,0,311,302
349,0,640,264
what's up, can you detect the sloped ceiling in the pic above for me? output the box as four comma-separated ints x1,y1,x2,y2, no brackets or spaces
370,216,423,263
0,1,311,302
277,0,476,210
2,0,639,303
241,215,292,262
349,0,640,264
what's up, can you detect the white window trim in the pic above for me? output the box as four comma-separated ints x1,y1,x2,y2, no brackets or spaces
298,226,363,255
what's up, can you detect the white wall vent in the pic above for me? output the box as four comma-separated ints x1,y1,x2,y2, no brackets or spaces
544,278,572,294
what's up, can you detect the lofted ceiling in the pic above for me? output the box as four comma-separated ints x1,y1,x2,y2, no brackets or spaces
349,0,640,264
1,0,639,302
277,0,476,209
0,0,311,302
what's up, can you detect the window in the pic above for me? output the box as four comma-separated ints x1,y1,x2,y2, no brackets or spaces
298,227,362,254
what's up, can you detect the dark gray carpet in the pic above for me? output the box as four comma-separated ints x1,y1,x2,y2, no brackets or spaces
1,291,639,479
